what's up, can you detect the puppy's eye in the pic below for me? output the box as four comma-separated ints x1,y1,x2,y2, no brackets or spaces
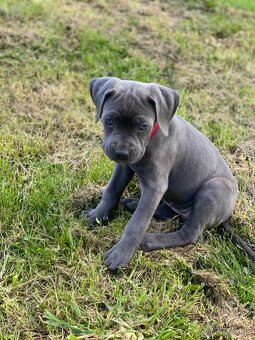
105,117,114,126
137,123,149,131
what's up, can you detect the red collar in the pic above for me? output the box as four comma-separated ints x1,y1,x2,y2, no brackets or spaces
149,122,159,139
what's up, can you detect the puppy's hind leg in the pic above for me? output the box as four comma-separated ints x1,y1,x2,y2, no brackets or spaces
140,177,237,251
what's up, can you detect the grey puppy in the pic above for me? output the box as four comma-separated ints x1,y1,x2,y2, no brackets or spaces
86,76,239,271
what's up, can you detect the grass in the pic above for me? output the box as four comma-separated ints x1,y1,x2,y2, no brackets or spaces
0,0,254,338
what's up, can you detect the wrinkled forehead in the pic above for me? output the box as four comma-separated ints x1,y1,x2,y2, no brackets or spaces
102,83,155,119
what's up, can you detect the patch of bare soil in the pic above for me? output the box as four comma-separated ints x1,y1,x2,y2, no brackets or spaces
0,26,37,44
218,302,255,339
69,184,104,216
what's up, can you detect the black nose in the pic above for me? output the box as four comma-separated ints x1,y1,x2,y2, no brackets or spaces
115,150,129,161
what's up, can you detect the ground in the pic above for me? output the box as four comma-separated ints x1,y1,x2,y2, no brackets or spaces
0,0,255,339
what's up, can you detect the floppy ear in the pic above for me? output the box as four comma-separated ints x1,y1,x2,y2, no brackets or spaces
149,84,180,136
89,77,115,122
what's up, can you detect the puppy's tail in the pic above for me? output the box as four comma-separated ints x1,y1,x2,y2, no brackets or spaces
220,222,255,262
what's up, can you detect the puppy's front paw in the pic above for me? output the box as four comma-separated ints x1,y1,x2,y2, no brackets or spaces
81,208,109,226
104,240,136,271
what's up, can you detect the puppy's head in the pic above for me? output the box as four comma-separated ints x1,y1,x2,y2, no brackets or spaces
89,77,179,164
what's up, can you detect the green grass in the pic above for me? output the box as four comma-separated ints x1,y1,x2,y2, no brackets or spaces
0,0,254,338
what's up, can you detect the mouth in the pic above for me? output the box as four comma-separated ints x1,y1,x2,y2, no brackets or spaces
102,139,145,164
114,159,129,164
103,147,144,164
111,151,144,164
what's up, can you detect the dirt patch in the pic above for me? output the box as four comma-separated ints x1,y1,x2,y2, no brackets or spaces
69,185,104,216
235,138,255,163
218,303,255,339
0,25,40,49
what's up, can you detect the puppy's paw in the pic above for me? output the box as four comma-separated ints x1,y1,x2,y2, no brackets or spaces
104,239,136,271
80,208,109,226
121,197,139,212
